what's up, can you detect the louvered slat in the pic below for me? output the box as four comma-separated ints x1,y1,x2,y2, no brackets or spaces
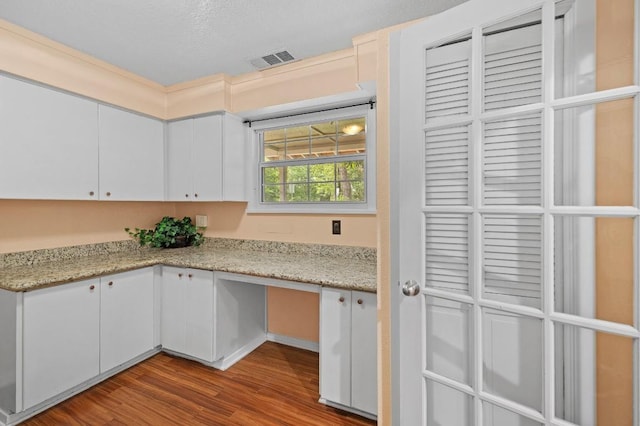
484,24,542,111
426,214,470,294
483,114,541,205
425,40,470,121
425,126,469,205
483,215,542,307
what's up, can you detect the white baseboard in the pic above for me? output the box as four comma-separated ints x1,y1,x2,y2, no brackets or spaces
211,334,267,371
266,333,319,353
319,397,377,421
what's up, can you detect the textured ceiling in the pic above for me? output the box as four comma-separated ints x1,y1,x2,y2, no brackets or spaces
0,0,466,86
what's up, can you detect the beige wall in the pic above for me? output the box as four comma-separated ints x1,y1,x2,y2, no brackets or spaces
267,288,320,342
174,203,377,247
594,0,635,424
0,200,175,253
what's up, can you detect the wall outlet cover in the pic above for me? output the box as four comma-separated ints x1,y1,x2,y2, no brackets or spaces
196,215,208,227
332,220,341,235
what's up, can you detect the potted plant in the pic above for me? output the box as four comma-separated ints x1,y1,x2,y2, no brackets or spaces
125,216,205,248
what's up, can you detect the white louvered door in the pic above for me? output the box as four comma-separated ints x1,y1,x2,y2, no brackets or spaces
392,0,640,425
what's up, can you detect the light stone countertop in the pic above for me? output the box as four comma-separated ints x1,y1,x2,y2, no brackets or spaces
0,239,377,293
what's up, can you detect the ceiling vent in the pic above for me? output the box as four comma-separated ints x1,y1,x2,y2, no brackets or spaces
249,50,296,70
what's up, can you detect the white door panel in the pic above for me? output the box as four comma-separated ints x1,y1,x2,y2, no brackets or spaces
426,380,472,426
483,311,543,412
425,298,472,385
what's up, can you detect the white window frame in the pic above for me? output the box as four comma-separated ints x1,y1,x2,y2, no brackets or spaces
246,104,377,214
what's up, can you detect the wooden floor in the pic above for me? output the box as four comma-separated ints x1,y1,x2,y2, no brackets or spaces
23,342,376,425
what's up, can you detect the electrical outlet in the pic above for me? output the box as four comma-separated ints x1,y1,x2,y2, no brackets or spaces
332,220,341,235
196,215,208,227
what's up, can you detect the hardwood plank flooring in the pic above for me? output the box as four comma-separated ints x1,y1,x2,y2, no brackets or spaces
23,342,376,425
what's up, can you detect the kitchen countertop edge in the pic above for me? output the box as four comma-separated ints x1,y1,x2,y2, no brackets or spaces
0,245,377,293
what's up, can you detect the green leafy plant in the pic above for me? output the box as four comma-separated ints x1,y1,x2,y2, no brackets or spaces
125,216,205,248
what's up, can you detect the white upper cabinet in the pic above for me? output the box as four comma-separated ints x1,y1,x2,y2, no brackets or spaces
192,115,223,200
0,75,248,202
166,113,245,202
0,75,99,200
166,118,194,201
98,105,164,200
220,114,246,201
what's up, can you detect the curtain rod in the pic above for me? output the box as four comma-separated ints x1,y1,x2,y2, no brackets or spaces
243,99,375,127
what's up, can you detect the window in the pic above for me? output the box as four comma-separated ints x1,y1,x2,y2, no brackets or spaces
248,104,376,213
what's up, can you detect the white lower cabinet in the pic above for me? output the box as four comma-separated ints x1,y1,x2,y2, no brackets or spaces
100,268,155,373
320,288,377,417
350,291,378,415
23,279,101,409
11,265,374,423
161,266,214,362
21,268,157,411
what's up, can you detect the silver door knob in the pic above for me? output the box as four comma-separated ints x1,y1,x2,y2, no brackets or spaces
402,280,421,296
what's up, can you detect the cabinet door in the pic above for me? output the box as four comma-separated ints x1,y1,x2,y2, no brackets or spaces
350,291,378,415
184,269,214,361
192,115,223,201
100,268,155,373
23,279,100,409
0,75,99,200
98,105,164,200
221,114,246,201
161,266,187,354
320,288,352,406
166,119,193,201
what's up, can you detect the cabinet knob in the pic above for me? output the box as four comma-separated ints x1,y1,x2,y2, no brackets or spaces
338,296,345,303
106,192,111,197
194,193,198,198
108,281,113,287
89,285,95,291
178,273,183,278
89,191,95,196
185,194,189,198
188,273,193,278
357,299,363,305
